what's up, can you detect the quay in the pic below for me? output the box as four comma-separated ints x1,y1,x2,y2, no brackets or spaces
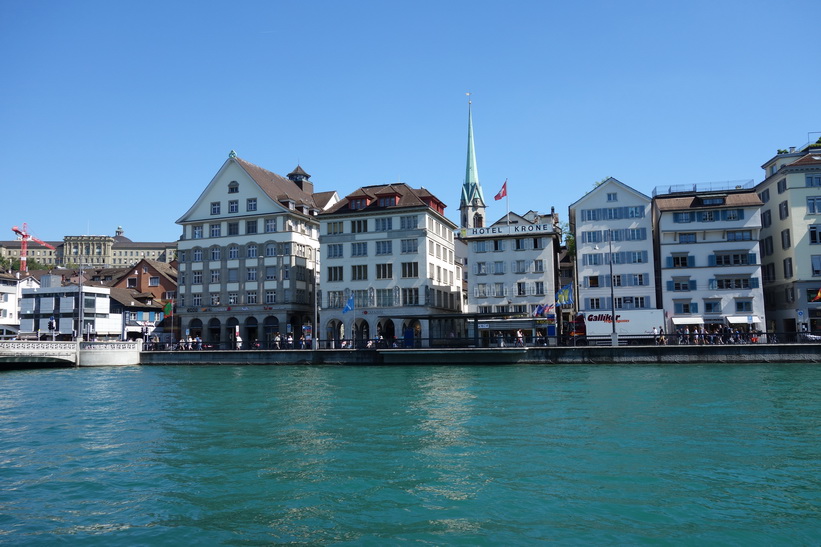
2,341,820,369
140,343,821,366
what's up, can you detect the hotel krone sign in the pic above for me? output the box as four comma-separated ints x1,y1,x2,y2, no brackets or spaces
457,223,554,238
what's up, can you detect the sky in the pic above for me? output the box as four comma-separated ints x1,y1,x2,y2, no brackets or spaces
2,0,819,244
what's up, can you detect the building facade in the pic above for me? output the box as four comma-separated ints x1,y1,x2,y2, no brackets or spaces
460,210,561,345
569,177,658,316
319,183,462,348
755,140,821,333
653,182,765,334
176,152,338,348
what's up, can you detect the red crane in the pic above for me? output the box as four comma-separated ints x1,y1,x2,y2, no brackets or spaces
11,223,56,273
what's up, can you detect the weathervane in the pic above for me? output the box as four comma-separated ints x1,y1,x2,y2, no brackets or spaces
466,91,471,105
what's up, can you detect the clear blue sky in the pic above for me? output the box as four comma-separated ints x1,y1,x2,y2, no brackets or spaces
2,0,818,243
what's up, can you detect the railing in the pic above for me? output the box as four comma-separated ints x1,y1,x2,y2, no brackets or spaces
561,332,821,346
652,179,755,197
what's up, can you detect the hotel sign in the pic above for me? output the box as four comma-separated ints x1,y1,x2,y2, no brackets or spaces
457,223,554,238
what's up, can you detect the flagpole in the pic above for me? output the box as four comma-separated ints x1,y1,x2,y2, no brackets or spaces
506,179,510,227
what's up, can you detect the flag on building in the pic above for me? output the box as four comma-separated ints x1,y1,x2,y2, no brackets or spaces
163,300,173,315
813,288,821,302
532,304,545,317
343,294,355,314
494,180,507,201
556,284,573,306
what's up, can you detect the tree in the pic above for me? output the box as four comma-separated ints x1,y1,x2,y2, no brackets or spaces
593,176,612,188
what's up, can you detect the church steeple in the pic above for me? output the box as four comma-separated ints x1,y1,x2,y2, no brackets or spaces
459,95,486,229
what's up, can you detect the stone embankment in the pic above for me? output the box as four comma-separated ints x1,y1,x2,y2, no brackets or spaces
140,344,821,366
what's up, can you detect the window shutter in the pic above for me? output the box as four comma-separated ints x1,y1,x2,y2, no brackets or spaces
691,303,699,313
708,279,717,290
748,253,756,265
688,256,695,267
689,280,697,290
667,257,673,268
667,281,674,291
751,277,759,289
708,255,716,266
738,209,745,220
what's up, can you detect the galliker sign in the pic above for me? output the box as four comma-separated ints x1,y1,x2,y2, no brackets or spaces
458,223,554,238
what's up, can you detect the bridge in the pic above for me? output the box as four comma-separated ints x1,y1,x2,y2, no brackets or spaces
0,341,143,368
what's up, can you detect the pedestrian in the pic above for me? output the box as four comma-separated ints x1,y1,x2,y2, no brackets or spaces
235,335,243,350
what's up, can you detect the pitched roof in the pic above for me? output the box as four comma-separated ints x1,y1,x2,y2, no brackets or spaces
654,191,763,211
789,153,821,167
321,183,447,216
235,157,318,211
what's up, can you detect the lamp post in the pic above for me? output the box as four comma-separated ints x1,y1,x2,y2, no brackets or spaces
608,230,618,346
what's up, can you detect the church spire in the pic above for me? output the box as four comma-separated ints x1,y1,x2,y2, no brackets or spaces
459,94,486,229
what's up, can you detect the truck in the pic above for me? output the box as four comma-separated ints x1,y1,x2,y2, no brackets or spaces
567,309,665,345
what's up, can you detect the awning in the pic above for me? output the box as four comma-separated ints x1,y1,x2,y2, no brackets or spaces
726,315,761,324
671,317,704,325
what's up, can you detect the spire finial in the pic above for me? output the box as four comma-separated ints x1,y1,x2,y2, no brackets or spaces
466,91,471,105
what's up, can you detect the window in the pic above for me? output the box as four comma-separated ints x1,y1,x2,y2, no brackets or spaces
192,271,203,284
376,264,393,279
784,258,793,279
246,220,258,234
762,210,771,228
376,289,392,307
211,202,221,215
702,197,725,206
265,266,276,281
376,241,392,255
192,226,203,239
493,261,505,274
781,229,791,250
228,200,238,213
127,277,137,288
513,260,527,274
210,224,221,238
704,300,721,313
247,267,257,281
210,293,220,305
375,218,392,231
328,266,343,282
349,198,367,210
352,265,367,280
589,298,601,310
401,262,418,278
777,178,787,193
228,222,239,236
265,218,277,233
228,181,239,193
607,192,617,202
402,288,419,306
808,197,821,214
227,245,239,259
672,255,691,268
210,247,221,261
727,230,752,241
351,242,367,257
246,291,257,304
701,211,715,222
328,244,343,258
351,220,368,233
401,239,418,254
735,300,753,313
210,270,220,283
811,226,821,245
400,215,418,229
535,281,545,295
327,221,343,234
679,233,696,244
247,198,257,211
515,238,527,250
265,290,276,304
813,256,821,277
759,188,770,203
779,200,789,220
517,282,527,296
674,212,693,223
247,244,258,258
228,269,238,282
192,294,202,306
192,249,203,261
808,175,821,188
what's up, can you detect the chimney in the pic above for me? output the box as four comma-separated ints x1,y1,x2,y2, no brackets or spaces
790,147,796,153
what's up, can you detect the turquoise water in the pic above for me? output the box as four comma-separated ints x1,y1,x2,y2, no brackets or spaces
1,364,820,545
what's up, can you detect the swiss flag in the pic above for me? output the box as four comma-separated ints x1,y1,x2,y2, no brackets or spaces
494,180,507,201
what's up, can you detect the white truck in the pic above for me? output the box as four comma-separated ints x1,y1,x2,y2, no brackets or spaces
573,309,664,345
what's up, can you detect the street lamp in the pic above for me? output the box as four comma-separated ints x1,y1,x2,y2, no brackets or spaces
608,230,618,346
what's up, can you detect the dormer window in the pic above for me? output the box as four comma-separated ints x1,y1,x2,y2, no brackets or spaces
350,198,367,210
228,181,239,194
378,196,398,207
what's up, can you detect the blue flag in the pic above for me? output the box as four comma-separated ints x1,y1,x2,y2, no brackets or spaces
556,284,574,306
343,295,355,314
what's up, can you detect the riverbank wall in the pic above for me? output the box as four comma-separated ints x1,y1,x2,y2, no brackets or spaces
140,343,821,366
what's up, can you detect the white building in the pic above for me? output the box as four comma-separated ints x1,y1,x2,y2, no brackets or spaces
176,152,338,348
318,183,462,348
755,141,821,333
460,210,561,345
569,177,658,317
18,275,121,340
653,183,765,335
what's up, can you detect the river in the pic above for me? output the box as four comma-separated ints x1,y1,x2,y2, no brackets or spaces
1,364,820,544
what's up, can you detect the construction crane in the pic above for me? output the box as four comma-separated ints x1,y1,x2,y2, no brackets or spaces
11,223,56,273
